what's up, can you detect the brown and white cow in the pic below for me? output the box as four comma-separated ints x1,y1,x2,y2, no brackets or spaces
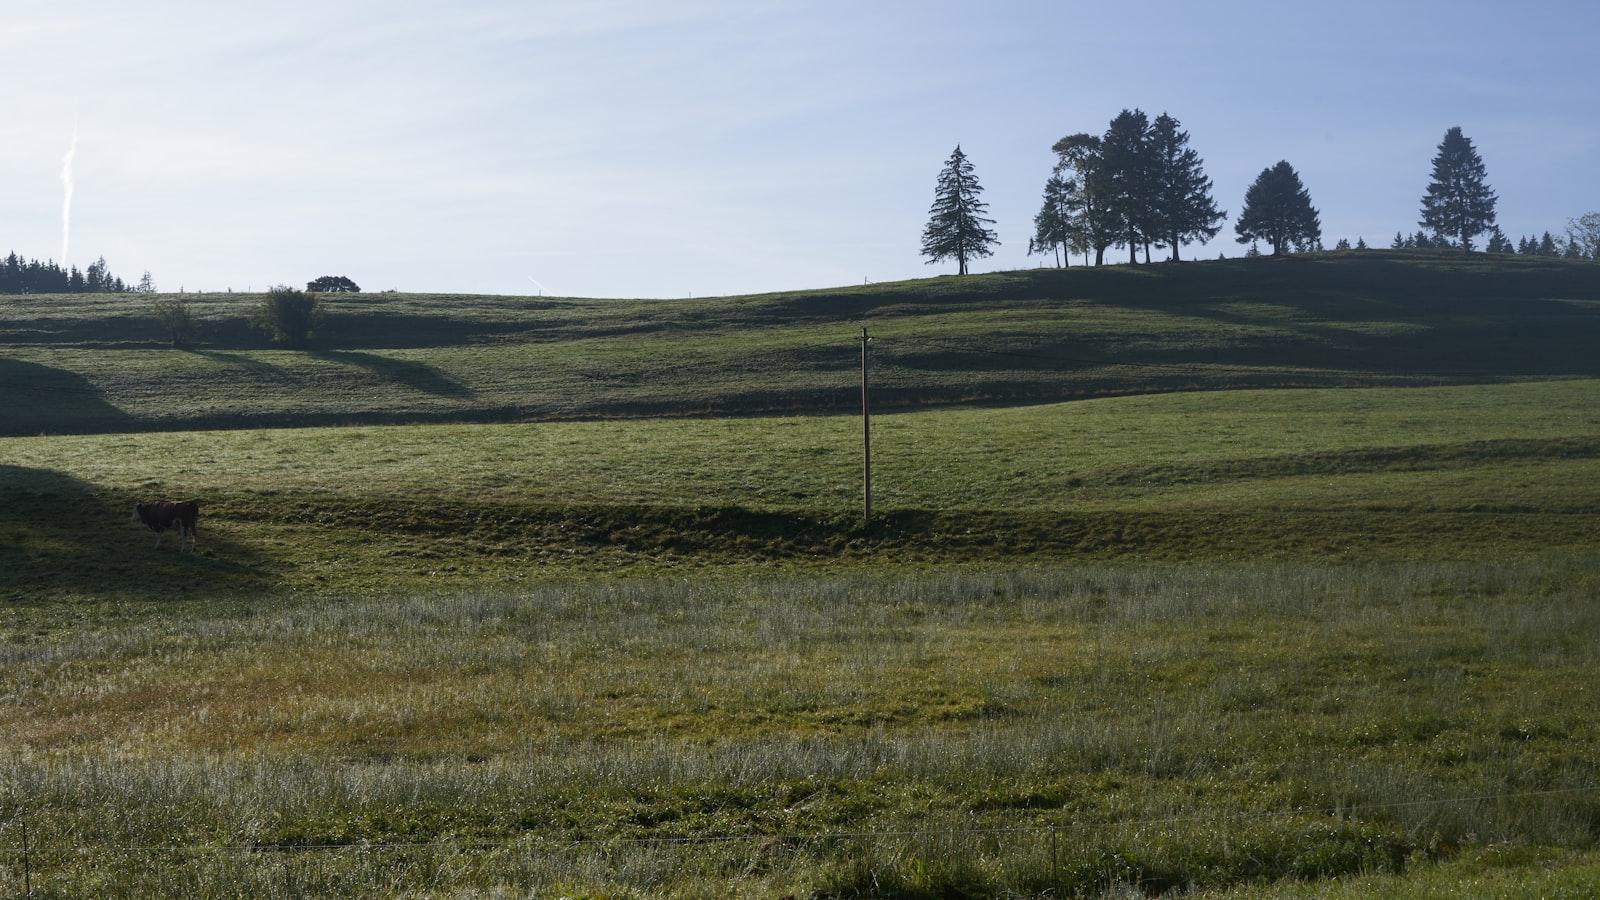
132,500,200,551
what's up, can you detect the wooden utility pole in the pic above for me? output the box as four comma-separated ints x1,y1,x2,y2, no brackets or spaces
860,326,872,527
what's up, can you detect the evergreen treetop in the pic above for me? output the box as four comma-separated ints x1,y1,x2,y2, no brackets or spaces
920,145,998,275
1419,126,1497,252
1234,161,1321,256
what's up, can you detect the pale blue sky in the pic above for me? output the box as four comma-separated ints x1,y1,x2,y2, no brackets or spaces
2,0,1595,296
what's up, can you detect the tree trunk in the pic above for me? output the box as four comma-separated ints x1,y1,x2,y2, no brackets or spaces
1171,232,1182,262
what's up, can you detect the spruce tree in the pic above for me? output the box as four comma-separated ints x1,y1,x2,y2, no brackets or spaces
1356,237,1368,250
1485,226,1512,254
1392,232,1407,249
1419,127,1497,252
1148,113,1226,261
1100,109,1155,264
1539,232,1558,256
1234,161,1320,256
1335,238,1351,251
921,145,998,275
1029,174,1076,267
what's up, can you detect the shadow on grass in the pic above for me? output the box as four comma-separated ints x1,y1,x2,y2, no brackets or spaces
0,357,132,436
311,350,473,398
0,465,274,601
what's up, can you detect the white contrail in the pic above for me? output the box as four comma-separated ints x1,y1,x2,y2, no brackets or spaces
60,119,79,266
526,275,549,296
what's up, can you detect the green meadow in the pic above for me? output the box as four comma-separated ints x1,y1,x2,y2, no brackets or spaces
3,254,1600,896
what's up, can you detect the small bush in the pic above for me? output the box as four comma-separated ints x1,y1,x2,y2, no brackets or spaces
151,296,196,347
253,285,322,346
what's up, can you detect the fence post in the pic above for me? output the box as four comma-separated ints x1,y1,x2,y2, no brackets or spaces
1049,825,1058,886
19,814,31,898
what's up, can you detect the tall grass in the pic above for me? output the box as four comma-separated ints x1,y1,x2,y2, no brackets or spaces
3,561,1598,895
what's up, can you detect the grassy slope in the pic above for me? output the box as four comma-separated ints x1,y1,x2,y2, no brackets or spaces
6,254,1600,895
4,379,1600,609
3,251,1600,434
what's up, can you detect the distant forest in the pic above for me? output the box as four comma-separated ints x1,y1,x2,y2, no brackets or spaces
0,252,142,294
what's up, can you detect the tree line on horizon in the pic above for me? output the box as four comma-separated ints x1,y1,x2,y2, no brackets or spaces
0,252,153,295
921,116,1600,272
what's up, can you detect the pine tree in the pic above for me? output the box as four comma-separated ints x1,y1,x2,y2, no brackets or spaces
1518,236,1532,255
139,271,156,294
1335,238,1351,251
1029,174,1075,267
1392,232,1407,249
1539,232,1558,256
1148,113,1225,262
1100,109,1156,264
921,145,998,275
1419,127,1497,252
1485,226,1512,254
1356,237,1368,250
1234,161,1321,256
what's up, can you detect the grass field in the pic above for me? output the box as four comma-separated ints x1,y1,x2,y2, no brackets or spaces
4,256,1600,895
4,251,1600,434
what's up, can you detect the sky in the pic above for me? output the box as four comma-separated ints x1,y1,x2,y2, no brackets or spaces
2,0,1596,297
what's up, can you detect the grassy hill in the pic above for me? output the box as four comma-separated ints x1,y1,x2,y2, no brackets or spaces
4,251,1599,435
6,252,1600,895
5,378,1598,608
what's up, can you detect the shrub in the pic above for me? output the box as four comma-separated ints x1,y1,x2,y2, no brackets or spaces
253,285,322,346
151,296,196,348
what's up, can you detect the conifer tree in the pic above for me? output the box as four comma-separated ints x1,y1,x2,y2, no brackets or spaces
1419,127,1497,252
1485,226,1512,254
1148,113,1226,261
1029,174,1076,267
1393,232,1407,249
1234,161,1320,256
921,145,998,275
1335,238,1351,251
1100,109,1156,264
1539,232,1558,256
1356,237,1368,250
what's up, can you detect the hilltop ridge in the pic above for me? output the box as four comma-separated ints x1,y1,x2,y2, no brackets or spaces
3,251,1598,435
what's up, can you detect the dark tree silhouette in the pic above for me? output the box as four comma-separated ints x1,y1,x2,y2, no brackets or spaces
1148,113,1225,261
1100,109,1156,263
1051,133,1112,265
1234,161,1321,256
307,275,361,293
1419,127,1497,252
921,145,998,275
1485,227,1513,254
0,252,134,294
1029,174,1077,267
